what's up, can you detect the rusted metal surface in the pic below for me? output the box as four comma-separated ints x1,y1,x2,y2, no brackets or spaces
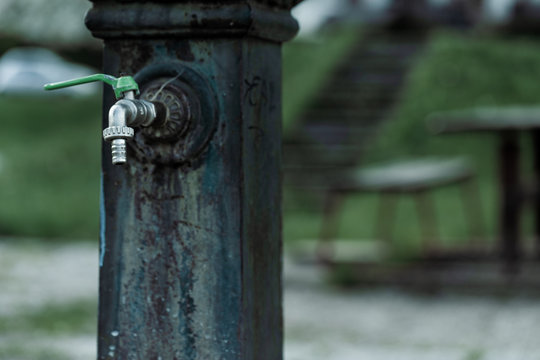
88,1,299,358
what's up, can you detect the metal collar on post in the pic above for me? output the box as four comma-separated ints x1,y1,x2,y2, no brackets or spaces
86,1,300,42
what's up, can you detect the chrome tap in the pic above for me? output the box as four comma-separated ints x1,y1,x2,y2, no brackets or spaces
44,74,166,165
102,92,157,164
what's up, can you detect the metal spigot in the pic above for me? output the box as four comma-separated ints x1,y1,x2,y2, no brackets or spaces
44,74,165,165
102,91,157,164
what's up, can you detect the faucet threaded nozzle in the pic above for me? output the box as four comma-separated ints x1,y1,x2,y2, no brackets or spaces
103,125,134,165
111,139,128,165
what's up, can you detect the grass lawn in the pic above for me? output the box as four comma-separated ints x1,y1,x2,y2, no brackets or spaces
0,95,101,239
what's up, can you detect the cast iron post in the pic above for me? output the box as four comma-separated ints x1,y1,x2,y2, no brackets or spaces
85,1,301,358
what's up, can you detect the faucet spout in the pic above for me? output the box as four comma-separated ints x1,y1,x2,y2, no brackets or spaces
103,101,136,165
44,75,167,165
102,97,164,165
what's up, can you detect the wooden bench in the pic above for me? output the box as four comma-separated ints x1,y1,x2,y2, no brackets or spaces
310,157,483,262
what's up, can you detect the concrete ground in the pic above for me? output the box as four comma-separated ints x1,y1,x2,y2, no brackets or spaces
1,241,540,360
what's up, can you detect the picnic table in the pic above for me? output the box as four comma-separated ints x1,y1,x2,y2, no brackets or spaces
429,106,540,271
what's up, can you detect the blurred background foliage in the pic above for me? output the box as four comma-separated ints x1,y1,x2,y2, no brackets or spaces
2,1,540,359
283,28,540,254
0,1,540,259
0,96,101,238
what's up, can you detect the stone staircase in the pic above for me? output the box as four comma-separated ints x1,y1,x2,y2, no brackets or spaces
284,29,427,179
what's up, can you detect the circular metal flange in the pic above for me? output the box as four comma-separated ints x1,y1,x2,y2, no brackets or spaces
131,63,218,165
140,79,194,141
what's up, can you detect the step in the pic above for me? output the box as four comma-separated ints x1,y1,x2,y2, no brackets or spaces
362,42,425,57
300,109,390,124
331,72,406,86
283,143,367,168
316,85,402,98
301,124,374,144
307,95,400,110
318,79,406,92
334,57,417,72
334,66,410,79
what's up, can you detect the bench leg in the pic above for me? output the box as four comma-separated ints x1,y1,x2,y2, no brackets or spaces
317,190,345,263
375,193,398,248
499,131,522,273
460,178,485,248
414,190,438,255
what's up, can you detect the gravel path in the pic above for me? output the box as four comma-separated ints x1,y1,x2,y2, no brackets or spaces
2,242,540,360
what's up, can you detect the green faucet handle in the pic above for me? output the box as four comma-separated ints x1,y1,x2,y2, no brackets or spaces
44,74,139,99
